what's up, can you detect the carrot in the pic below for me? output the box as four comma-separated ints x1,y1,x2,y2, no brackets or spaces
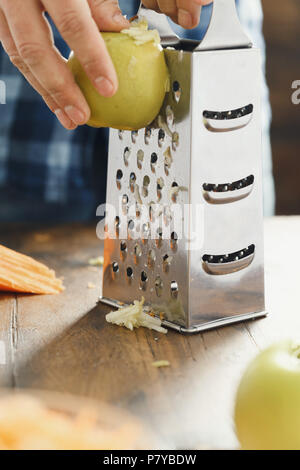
0,244,64,295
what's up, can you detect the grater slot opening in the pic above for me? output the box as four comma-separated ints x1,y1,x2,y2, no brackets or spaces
126,266,133,279
202,244,255,275
129,172,136,192
203,104,253,132
145,127,152,145
155,276,163,297
172,81,182,103
133,243,142,264
131,130,138,144
112,262,119,274
140,271,148,290
137,150,144,169
158,129,165,147
123,147,131,166
170,232,178,252
163,254,172,273
203,175,254,204
142,176,150,197
148,249,156,268
170,281,179,298
116,169,123,189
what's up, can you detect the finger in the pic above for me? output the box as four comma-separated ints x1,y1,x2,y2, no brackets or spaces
141,1,160,12
43,0,119,97
1,0,90,126
157,0,177,17
193,0,213,5
176,0,202,29
87,0,130,32
0,8,76,129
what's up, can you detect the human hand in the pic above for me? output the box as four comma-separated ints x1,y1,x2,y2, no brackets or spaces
142,0,213,29
0,0,130,129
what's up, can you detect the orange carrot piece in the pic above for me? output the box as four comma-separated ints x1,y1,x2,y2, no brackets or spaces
0,244,64,295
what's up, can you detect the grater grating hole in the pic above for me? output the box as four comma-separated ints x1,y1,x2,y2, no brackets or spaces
142,222,150,241
123,147,131,166
112,262,119,273
141,271,148,282
157,177,165,190
137,150,144,169
131,130,138,144
151,153,158,172
128,219,134,230
164,147,172,175
115,216,120,230
157,177,165,201
170,281,179,298
155,276,163,297
130,172,136,192
142,175,150,197
122,194,129,214
170,231,178,251
156,227,163,248
171,182,179,202
134,243,142,262
166,105,174,127
126,266,133,278
173,81,182,103
158,129,165,147
120,241,127,252
148,249,156,268
145,127,152,145
116,169,123,189
172,132,179,150
135,202,141,218
163,254,172,272
118,130,124,140
149,201,156,222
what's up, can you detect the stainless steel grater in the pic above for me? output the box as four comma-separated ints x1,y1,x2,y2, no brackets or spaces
100,0,267,333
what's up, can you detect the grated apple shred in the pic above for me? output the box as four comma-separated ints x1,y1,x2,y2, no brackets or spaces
106,297,167,334
121,18,161,46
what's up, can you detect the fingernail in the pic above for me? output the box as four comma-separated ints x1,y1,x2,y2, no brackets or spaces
178,9,193,29
113,11,128,26
95,76,116,97
55,109,76,129
64,105,86,125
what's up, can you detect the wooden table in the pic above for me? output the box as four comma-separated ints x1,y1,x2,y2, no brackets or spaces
0,217,299,449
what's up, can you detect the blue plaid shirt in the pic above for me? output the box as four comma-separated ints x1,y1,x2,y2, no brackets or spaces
0,0,274,222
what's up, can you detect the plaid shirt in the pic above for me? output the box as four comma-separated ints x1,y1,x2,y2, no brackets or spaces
0,0,274,222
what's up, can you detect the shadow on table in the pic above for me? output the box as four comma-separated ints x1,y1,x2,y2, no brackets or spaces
12,303,256,449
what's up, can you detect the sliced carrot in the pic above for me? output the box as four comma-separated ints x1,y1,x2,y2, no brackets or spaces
0,244,64,295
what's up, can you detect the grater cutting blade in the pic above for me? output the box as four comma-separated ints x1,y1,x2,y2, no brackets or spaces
100,0,267,333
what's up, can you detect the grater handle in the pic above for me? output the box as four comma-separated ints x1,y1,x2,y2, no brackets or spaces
138,0,252,51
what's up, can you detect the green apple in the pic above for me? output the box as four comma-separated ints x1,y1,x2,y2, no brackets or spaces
68,21,169,130
235,340,300,450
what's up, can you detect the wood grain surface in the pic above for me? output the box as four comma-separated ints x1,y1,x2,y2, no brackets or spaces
0,217,299,449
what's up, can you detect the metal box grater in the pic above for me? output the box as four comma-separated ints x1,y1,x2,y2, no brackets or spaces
100,0,267,333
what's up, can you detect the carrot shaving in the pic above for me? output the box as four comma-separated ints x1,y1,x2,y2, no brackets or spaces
0,244,64,295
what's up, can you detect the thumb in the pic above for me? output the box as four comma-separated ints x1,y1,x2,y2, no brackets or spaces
88,0,130,32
